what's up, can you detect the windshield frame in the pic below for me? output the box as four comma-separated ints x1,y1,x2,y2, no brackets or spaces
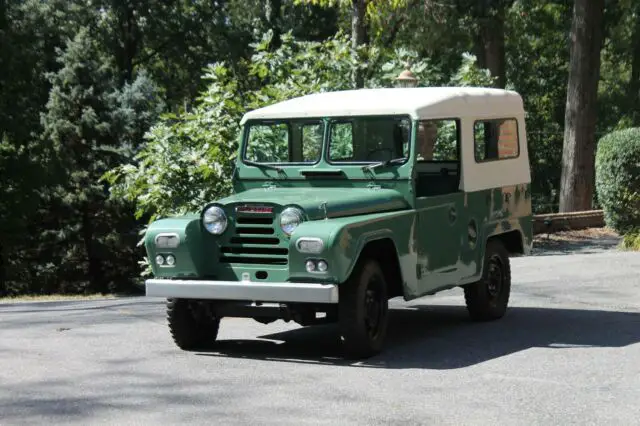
241,118,326,166
325,114,413,166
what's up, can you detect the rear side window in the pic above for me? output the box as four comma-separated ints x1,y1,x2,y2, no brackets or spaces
474,118,519,162
416,119,459,162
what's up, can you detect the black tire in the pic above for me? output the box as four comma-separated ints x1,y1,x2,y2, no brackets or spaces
464,239,511,321
338,259,389,359
166,298,220,350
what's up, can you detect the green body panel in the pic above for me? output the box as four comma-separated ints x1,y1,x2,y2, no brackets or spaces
466,184,533,277
288,209,415,286
144,114,533,301
415,193,471,293
145,182,532,300
216,186,410,220
145,215,215,279
233,161,414,188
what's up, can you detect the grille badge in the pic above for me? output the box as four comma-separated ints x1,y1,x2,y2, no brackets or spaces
235,205,273,214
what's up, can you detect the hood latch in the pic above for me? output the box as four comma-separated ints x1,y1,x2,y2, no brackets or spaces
262,181,277,190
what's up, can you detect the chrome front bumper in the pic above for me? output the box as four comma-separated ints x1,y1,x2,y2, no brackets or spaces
145,279,339,304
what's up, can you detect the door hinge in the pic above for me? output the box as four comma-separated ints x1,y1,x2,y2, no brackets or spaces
367,181,382,190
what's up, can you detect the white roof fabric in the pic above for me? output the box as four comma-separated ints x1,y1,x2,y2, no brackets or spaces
240,87,524,123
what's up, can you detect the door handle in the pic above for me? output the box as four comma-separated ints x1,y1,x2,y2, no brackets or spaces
448,207,457,223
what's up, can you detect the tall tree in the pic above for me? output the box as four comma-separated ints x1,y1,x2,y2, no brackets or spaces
629,5,640,125
296,0,370,87
419,0,512,88
40,29,119,293
473,0,512,88
559,0,605,212
505,0,573,213
296,0,420,88
40,28,163,293
265,0,283,48
351,0,367,87
449,0,514,88
0,0,90,295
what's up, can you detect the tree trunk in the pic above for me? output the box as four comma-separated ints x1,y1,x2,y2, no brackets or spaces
0,241,5,296
113,2,138,84
466,0,511,88
82,208,102,293
265,0,282,49
558,0,605,213
630,10,640,126
351,0,367,88
477,13,506,88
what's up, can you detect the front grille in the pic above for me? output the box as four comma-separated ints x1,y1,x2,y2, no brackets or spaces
219,209,288,265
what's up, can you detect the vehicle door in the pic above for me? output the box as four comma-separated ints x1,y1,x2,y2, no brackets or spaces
413,119,467,294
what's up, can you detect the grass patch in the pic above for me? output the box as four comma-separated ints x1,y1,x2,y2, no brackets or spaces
0,293,118,304
620,230,640,251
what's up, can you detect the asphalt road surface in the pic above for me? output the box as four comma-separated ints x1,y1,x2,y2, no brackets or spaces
2,250,640,425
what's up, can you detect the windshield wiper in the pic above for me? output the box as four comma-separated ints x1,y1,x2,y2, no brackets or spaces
362,157,406,172
244,159,283,172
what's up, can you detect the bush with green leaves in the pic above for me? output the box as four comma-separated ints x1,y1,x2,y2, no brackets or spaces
106,30,495,224
595,128,640,234
620,229,640,251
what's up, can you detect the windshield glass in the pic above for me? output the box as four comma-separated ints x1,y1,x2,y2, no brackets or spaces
329,116,411,163
244,120,323,164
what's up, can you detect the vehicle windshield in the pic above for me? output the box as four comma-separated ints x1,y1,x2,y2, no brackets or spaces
329,116,411,163
244,120,323,164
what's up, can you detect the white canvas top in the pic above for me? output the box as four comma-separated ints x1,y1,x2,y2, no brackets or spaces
240,87,524,123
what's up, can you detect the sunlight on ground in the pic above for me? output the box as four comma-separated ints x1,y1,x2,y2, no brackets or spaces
0,294,117,304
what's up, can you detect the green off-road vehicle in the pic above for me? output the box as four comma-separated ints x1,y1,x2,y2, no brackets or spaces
145,87,533,359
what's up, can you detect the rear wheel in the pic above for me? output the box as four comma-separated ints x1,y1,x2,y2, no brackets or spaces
464,239,511,321
166,298,220,350
338,259,389,359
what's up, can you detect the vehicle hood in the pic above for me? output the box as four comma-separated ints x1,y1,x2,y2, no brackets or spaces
217,187,409,220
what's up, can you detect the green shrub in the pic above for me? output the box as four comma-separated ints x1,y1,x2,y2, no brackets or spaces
595,128,640,234
620,229,640,251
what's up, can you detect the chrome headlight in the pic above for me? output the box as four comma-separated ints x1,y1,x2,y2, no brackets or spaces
203,205,227,235
280,207,303,236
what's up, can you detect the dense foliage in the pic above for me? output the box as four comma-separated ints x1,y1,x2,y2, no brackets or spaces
106,31,493,222
595,128,640,234
2,0,640,295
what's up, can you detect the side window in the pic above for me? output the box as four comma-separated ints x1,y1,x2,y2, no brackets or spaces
474,118,519,162
329,122,354,161
301,123,323,162
416,119,459,162
329,117,410,163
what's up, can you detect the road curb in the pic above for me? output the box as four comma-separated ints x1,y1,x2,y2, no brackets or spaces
533,210,604,234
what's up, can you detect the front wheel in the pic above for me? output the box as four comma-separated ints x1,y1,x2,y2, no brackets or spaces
464,239,511,321
338,259,389,359
166,298,220,350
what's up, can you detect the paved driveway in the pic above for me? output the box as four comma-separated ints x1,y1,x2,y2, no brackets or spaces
1,250,639,425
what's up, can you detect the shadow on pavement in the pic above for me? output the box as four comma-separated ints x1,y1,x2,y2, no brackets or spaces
196,305,640,369
531,235,621,256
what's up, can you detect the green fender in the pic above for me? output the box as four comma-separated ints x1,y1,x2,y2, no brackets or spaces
288,209,415,288
143,215,218,279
